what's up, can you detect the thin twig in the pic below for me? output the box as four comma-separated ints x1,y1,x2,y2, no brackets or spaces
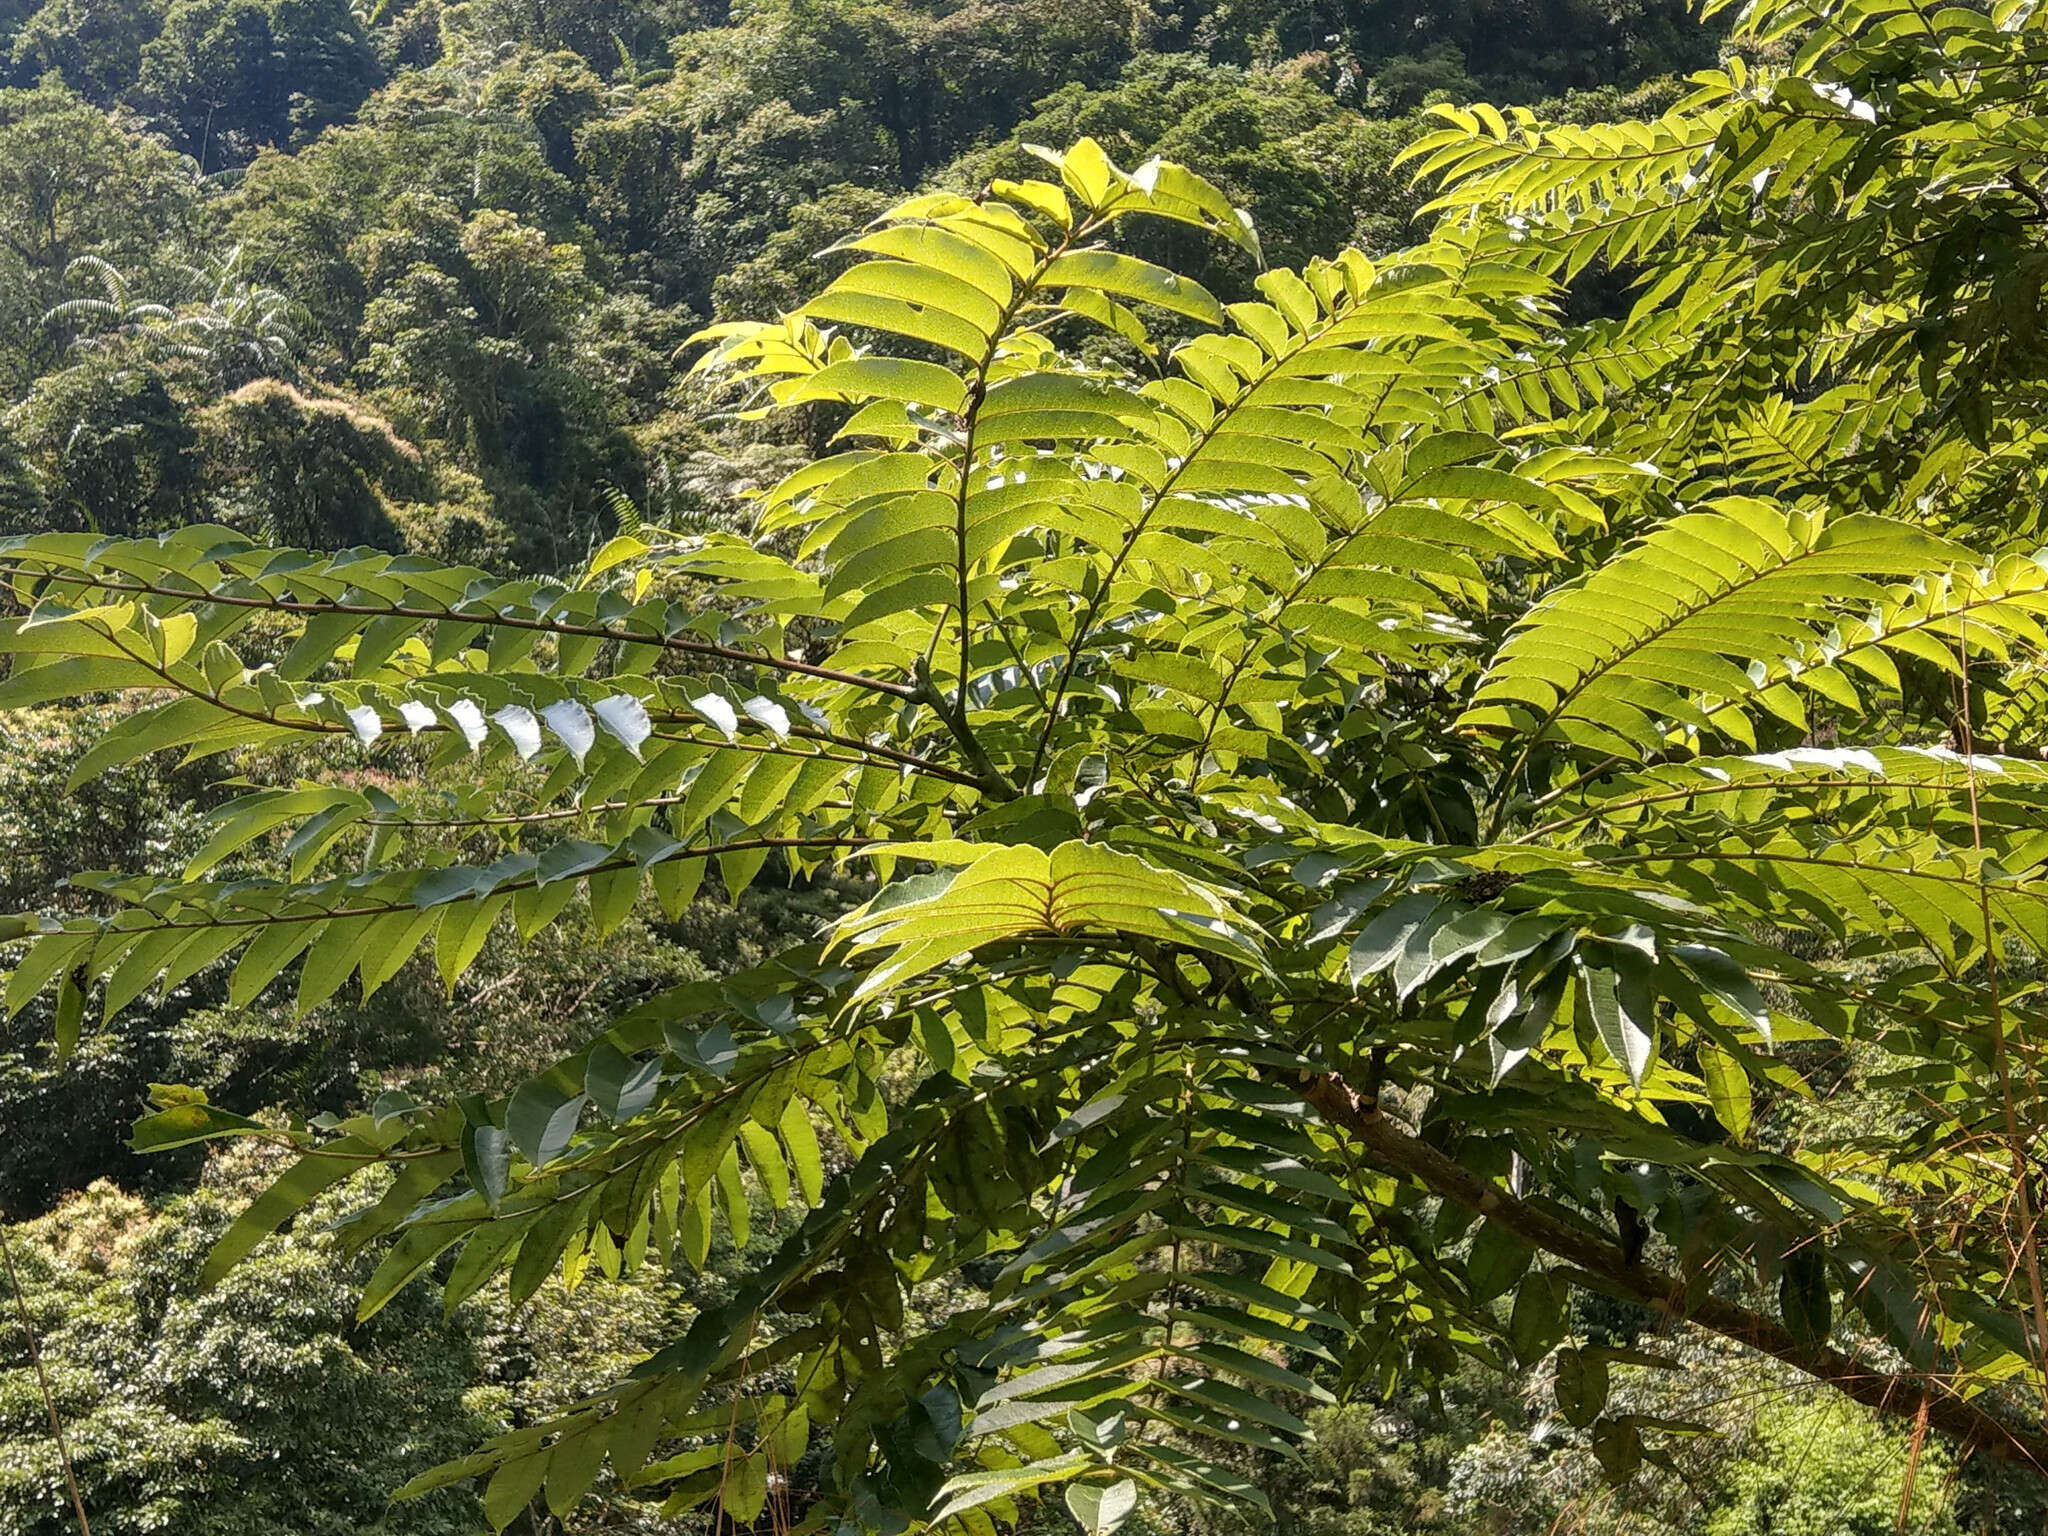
0,1221,93,1536
1896,1393,1931,1535
1951,617,2048,1425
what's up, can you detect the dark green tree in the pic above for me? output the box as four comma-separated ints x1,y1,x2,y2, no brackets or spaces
133,0,380,165
197,379,418,549
0,79,201,392
6,344,203,534
476,47,608,178
5,0,168,103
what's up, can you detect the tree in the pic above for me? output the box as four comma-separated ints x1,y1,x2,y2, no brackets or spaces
215,68,582,364
10,0,2048,1526
352,202,645,565
5,343,203,533
197,380,416,549
0,0,29,58
462,0,685,77
1701,1396,1960,1536
132,0,380,166
46,247,307,387
174,248,308,386
1164,0,1713,99
942,53,1413,291
5,0,170,105
43,253,182,352
0,79,201,393
476,47,609,177
684,0,1137,187
0,1174,495,1536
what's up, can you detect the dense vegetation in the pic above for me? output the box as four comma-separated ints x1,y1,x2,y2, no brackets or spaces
10,0,2048,1532
0,0,1715,568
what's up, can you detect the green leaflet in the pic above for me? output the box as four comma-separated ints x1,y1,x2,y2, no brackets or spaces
199,1129,402,1286
802,290,990,363
1041,251,1225,327
6,928,92,1017
780,1095,824,1205
833,840,1261,995
483,1451,549,1531
1553,1347,1609,1427
358,1198,485,1321
787,357,968,414
436,894,510,992
738,1120,791,1208
0,652,162,707
296,914,385,1014
229,920,322,1008
930,1454,1094,1525
1697,1042,1752,1138
507,1078,586,1168
1507,1269,1567,1363
51,971,84,1062
1065,1479,1138,1536
1576,956,1655,1088
129,1097,270,1152
1465,1219,1534,1304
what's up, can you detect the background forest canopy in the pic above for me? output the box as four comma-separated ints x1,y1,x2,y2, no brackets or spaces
0,0,1710,570
12,0,2048,1534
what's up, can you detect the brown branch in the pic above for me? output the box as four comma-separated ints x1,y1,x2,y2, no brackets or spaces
910,660,1018,801
1296,1070,2048,1478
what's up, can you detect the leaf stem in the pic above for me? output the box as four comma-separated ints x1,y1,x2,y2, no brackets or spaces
60,836,876,935
2,564,915,700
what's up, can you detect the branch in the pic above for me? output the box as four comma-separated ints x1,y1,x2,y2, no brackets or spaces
1297,1070,2048,1478
912,659,1018,801
2009,171,2048,224
0,1224,93,1536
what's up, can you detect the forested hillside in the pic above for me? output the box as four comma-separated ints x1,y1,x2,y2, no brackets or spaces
6,0,2044,1532
0,0,1711,569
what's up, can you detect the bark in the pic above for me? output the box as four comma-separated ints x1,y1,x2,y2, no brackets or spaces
1300,1070,2048,1477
